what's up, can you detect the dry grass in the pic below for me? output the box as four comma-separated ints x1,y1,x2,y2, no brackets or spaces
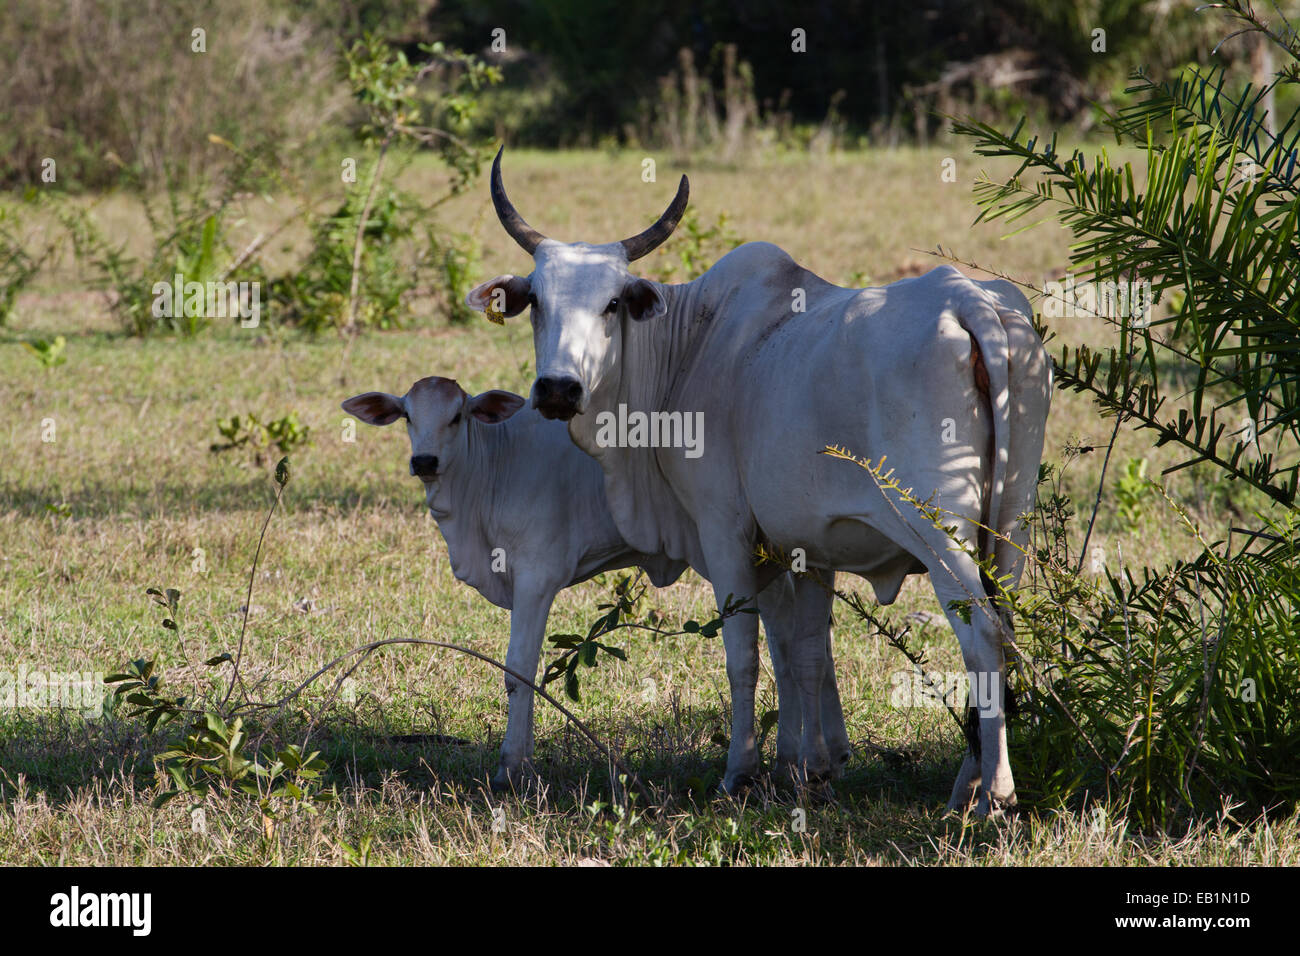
1,146,1291,865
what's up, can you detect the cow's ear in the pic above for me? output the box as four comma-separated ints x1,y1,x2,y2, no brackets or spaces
342,392,405,426
465,275,531,318
467,390,527,424
623,277,667,321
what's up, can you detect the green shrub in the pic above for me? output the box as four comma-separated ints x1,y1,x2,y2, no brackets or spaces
650,208,744,283
427,228,483,325
21,335,66,371
271,35,500,333
1007,473,1300,826
60,182,266,336
0,201,49,325
211,411,311,465
1115,458,1153,531
9,26,502,336
271,186,416,332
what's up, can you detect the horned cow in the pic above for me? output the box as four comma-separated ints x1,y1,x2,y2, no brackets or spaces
467,150,1052,814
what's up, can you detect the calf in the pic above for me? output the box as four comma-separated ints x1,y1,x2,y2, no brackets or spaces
343,376,850,789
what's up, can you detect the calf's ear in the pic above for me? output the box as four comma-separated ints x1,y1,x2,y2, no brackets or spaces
465,275,532,319
341,392,405,426
467,390,527,424
623,277,667,321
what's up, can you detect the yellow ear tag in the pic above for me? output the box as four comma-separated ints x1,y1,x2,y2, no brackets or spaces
484,306,505,325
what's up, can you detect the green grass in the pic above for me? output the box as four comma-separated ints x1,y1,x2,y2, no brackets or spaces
2,146,1295,865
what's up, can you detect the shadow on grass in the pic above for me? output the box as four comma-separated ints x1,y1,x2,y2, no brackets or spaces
2,703,1023,863
0,701,962,815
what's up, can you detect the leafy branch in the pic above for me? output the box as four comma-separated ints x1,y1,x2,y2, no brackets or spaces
541,570,757,703
950,56,1300,506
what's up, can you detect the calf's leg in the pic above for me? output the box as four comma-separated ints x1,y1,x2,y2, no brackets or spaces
492,579,557,791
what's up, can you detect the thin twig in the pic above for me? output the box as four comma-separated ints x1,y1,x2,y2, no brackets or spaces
261,636,643,801
1076,411,1126,576
220,476,288,710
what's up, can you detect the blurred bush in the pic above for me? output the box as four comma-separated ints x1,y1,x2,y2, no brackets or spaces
0,0,346,190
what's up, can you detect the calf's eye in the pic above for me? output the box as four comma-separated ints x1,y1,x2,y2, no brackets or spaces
604,298,620,314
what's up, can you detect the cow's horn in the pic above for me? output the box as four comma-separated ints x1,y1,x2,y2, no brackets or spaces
620,175,690,262
491,146,547,255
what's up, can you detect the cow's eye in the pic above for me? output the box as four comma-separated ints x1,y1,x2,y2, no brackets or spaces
450,412,461,426
604,298,620,314
527,293,538,309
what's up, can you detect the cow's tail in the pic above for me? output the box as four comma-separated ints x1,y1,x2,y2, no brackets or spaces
955,281,1051,603
953,280,1050,749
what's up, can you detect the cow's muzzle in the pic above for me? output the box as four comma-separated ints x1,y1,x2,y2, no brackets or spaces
532,376,584,421
410,455,439,481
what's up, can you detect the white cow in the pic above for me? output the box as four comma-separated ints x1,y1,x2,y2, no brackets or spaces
342,376,850,790
466,150,1052,814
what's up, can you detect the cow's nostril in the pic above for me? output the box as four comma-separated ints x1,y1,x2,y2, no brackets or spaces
410,455,439,478
536,376,582,403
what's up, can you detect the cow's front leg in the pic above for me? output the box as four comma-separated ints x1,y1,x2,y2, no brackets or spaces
706,552,763,794
493,578,556,791
759,572,850,781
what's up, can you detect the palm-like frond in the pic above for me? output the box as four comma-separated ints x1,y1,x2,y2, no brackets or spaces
952,62,1300,506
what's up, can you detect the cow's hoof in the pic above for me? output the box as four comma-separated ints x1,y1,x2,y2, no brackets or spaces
946,795,975,814
791,762,837,801
970,791,1017,818
774,748,799,774
491,764,532,793
946,784,979,814
945,754,981,812
828,747,851,780
720,772,757,796
772,762,801,790
790,745,834,786
795,777,836,804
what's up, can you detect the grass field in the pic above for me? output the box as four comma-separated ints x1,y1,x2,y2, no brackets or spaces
3,147,1297,865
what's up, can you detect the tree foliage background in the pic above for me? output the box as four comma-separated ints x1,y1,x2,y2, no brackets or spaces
3,0,1289,189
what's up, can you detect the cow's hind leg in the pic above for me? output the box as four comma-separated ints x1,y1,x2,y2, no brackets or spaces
928,563,1015,816
757,575,802,776
819,625,852,778
946,754,981,812
789,570,836,784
